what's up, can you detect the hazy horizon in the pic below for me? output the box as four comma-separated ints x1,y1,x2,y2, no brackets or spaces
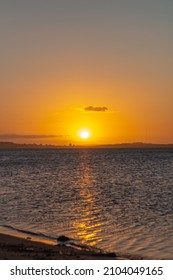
0,139,173,147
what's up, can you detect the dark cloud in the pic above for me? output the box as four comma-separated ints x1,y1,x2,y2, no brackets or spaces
84,106,108,112
0,134,63,139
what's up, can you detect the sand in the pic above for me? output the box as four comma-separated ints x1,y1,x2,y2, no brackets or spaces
0,232,143,260
0,233,118,260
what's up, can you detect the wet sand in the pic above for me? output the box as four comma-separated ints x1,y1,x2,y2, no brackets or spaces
0,233,142,260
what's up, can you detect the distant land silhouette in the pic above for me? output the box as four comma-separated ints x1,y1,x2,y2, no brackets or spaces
0,142,173,149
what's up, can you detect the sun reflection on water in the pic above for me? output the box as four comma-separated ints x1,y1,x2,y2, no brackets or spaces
72,151,103,246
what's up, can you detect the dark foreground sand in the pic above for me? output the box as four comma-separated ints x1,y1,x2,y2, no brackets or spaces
0,233,142,260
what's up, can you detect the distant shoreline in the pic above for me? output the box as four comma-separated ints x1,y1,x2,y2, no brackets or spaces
0,141,173,149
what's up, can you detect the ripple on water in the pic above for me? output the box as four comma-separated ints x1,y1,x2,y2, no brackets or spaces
0,148,173,259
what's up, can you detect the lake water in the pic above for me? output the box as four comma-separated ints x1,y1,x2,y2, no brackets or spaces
0,148,173,259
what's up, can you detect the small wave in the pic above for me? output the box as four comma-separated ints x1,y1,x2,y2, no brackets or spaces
0,156,10,161
0,224,57,245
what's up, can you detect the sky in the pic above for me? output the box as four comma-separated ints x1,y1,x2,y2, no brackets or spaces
0,0,173,145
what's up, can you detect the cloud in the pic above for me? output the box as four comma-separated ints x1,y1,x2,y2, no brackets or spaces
84,106,108,112
0,134,63,139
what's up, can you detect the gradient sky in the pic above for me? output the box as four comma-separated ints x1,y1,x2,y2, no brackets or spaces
0,0,173,145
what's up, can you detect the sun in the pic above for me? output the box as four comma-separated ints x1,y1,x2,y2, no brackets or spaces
79,130,90,139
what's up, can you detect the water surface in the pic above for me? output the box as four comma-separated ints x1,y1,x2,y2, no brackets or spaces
0,148,173,259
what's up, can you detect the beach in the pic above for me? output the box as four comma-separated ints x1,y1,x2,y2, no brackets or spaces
0,233,143,260
0,233,115,260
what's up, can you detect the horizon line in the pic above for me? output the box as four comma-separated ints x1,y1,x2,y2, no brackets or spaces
0,141,173,148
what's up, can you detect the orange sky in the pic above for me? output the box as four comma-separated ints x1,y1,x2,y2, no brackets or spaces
0,0,173,145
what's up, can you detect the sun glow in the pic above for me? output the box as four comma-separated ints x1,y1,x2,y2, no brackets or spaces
79,130,90,139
